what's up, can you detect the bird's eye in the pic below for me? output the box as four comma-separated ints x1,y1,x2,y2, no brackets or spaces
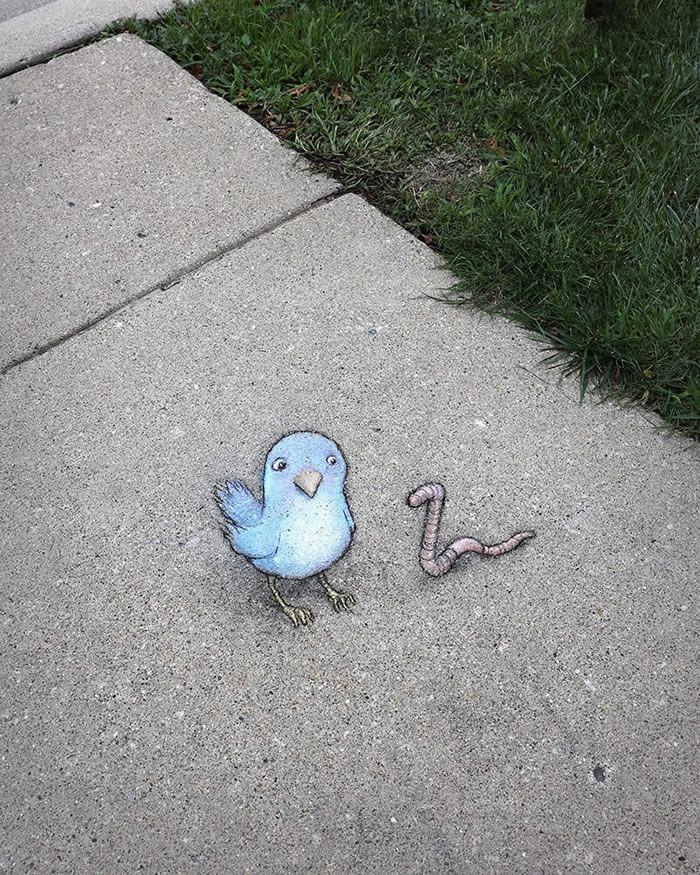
326,455,337,466
271,458,287,471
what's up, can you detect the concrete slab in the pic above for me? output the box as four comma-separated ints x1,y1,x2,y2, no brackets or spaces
0,0,56,27
1,194,698,873
0,0,182,73
0,34,338,371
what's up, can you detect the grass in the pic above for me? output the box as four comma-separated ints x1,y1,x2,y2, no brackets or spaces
114,0,699,437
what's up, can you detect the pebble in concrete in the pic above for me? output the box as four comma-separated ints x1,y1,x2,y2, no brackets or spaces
2,192,697,873
0,34,338,371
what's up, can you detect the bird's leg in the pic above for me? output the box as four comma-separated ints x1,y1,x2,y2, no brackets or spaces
318,572,355,613
266,576,314,628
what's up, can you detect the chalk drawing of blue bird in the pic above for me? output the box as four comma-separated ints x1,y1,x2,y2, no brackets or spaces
215,431,356,627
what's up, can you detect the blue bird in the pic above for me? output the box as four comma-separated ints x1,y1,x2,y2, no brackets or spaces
215,431,356,627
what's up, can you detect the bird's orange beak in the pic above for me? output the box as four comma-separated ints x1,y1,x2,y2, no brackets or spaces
294,469,322,498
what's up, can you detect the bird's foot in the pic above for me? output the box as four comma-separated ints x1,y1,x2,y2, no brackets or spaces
281,603,315,627
267,576,314,629
327,590,356,613
318,574,355,613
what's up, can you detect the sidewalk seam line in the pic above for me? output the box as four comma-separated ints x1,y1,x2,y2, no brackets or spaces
0,37,90,80
1,189,344,375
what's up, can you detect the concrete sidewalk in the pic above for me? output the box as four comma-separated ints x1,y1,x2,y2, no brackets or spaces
0,0,185,75
1,32,698,875
0,35,336,371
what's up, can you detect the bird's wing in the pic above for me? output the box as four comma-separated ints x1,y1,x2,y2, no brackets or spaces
223,517,280,559
215,480,262,527
342,497,355,532
215,480,279,560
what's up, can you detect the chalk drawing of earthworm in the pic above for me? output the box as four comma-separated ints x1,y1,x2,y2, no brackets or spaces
407,482,535,577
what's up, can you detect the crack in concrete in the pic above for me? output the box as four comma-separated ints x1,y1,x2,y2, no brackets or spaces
1,189,344,375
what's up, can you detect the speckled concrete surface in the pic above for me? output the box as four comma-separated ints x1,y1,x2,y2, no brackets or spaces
1,192,697,874
0,0,185,73
0,0,56,27
0,34,337,370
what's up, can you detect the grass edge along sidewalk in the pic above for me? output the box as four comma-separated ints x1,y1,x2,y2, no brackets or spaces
111,0,699,438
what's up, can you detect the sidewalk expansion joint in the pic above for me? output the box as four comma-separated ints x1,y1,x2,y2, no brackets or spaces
0,38,92,81
1,189,344,376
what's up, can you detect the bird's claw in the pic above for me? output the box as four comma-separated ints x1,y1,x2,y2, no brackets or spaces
285,605,315,627
328,590,356,613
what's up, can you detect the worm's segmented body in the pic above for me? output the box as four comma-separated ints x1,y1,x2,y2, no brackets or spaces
408,482,534,577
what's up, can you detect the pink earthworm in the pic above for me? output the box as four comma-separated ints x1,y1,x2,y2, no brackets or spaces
407,482,535,577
